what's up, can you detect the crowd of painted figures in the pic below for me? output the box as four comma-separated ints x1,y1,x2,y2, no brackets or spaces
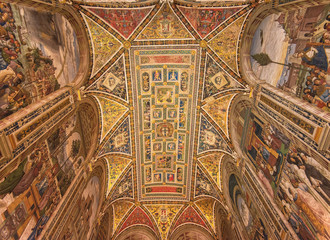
0,142,62,239
301,11,330,111
252,6,330,112
284,10,329,111
244,112,330,240
0,3,59,120
303,65,329,110
278,146,330,240
0,114,84,239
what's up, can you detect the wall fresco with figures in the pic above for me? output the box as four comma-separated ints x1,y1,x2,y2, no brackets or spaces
228,174,268,240
0,3,80,120
241,108,330,239
244,113,290,197
57,175,101,240
46,114,85,195
74,176,101,239
0,113,86,239
250,5,330,111
276,145,330,239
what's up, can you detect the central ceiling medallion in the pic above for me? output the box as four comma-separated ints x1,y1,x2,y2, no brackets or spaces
131,46,200,201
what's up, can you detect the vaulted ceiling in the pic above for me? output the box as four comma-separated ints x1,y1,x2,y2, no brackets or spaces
79,0,253,238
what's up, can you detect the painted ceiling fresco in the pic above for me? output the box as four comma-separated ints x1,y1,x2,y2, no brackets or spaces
131,47,199,201
79,0,253,238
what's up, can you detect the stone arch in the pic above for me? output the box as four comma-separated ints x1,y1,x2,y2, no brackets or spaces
41,158,107,239
91,184,115,240
96,211,111,240
170,224,214,240
116,226,158,240
228,94,253,157
76,96,100,161
239,2,273,87
221,156,270,240
220,156,246,239
220,156,239,204
214,202,239,240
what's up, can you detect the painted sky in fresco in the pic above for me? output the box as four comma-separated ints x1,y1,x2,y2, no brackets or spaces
13,6,80,86
250,14,287,87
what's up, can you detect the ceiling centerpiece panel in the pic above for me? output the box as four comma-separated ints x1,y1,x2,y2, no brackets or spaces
131,46,201,201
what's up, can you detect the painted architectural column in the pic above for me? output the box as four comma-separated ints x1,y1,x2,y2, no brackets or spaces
0,86,76,176
0,89,101,240
40,160,106,240
242,163,297,240
232,87,330,240
253,82,329,165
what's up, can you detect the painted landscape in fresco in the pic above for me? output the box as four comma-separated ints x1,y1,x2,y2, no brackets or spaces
47,114,84,195
77,176,100,239
0,3,80,120
250,5,330,112
229,174,268,240
0,114,85,239
58,176,101,239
